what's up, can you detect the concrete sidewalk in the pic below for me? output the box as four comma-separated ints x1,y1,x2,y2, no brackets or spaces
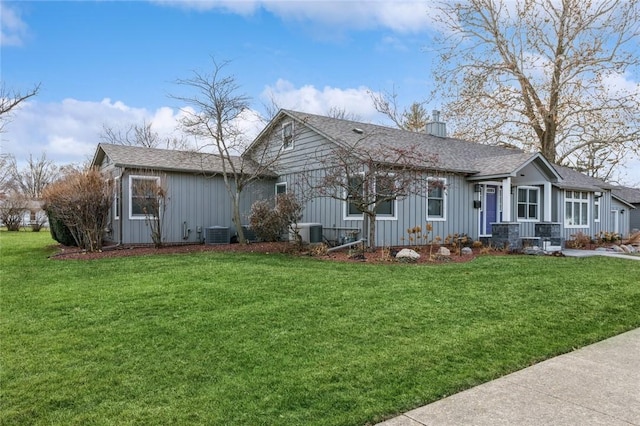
562,249,640,260
377,328,640,426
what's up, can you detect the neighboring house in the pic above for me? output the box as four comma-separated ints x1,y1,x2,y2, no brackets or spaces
91,143,275,245
612,186,640,234
91,109,634,248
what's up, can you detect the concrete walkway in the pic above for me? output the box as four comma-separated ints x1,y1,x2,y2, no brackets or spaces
377,328,640,426
562,249,640,261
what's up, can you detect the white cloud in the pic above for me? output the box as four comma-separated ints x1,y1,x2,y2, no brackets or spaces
1,98,189,167
152,1,436,34
0,3,29,47
262,79,380,120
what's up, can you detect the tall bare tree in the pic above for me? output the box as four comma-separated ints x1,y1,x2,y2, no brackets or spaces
101,120,189,150
371,89,431,132
432,0,640,180
8,153,60,199
0,83,40,132
172,58,280,244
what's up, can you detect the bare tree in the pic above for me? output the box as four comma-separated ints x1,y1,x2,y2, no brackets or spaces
326,106,361,122
172,58,280,244
306,134,438,248
0,154,15,195
101,120,189,150
0,83,40,132
0,192,28,231
432,0,640,180
371,89,431,132
9,153,60,199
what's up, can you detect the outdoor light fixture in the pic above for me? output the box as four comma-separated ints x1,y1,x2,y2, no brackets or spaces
474,184,482,193
594,191,602,198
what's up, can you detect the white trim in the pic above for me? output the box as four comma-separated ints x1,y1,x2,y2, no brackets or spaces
502,177,512,222
426,177,447,221
516,186,540,222
594,195,600,223
282,122,294,150
543,181,552,222
129,175,161,220
275,182,287,195
343,173,398,220
564,190,589,228
114,176,120,220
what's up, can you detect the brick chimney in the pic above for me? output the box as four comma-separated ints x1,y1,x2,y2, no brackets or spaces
425,110,446,138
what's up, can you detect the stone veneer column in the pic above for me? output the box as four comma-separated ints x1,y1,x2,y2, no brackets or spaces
491,223,520,250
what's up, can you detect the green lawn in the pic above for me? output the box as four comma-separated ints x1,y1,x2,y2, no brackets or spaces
1,231,639,425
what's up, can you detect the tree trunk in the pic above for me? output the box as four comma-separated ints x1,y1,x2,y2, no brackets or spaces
365,211,376,249
231,195,246,244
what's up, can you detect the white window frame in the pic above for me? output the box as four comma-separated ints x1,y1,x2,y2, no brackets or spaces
275,182,287,195
427,177,447,221
129,175,161,220
516,186,539,222
593,194,600,223
564,190,589,227
114,176,120,220
344,173,397,221
282,122,294,150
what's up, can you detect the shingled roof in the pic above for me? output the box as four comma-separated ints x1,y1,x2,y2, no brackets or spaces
611,186,640,205
93,143,272,176
279,110,558,178
552,165,614,191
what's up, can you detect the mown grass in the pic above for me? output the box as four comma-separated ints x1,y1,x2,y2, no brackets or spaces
1,231,639,425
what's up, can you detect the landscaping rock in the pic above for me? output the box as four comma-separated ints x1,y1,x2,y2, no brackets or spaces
620,244,632,253
595,247,613,252
461,247,473,255
396,248,420,260
437,247,451,256
611,245,624,253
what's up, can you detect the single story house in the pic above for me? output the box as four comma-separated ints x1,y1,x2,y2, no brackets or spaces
91,109,637,248
612,186,640,234
92,143,275,245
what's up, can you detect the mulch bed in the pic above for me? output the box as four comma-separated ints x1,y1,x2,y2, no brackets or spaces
50,242,501,264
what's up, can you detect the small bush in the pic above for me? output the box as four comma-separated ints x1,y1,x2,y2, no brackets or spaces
43,169,112,252
567,231,591,248
248,194,302,243
310,243,329,257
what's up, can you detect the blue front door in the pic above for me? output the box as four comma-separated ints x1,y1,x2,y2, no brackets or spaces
485,185,498,234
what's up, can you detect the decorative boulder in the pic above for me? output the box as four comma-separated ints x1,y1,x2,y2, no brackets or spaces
396,249,421,260
461,247,473,255
437,247,451,256
620,244,632,253
611,245,624,253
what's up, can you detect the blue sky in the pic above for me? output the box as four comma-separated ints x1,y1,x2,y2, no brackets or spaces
1,1,639,184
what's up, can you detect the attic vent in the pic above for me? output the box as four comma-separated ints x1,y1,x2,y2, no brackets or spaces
205,226,229,245
352,128,364,134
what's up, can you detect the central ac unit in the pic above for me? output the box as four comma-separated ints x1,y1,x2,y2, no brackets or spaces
205,226,229,245
291,223,323,244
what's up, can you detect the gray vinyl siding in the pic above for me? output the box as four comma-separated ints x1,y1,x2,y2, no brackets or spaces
611,197,631,237
554,190,618,242
117,169,273,245
250,117,342,175
278,170,477,247
630,205,640,233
